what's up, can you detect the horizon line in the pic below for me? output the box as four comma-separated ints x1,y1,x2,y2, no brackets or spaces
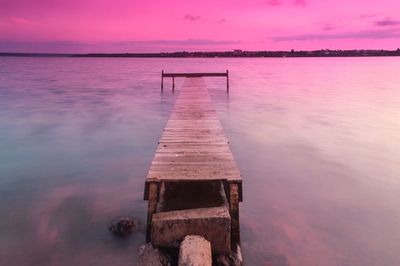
1,49,400,58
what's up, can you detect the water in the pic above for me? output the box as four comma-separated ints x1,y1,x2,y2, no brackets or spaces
0,57,399,265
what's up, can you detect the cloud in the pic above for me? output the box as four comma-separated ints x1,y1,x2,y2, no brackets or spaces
272,29,400,41
218,18,227,24
265,0,305,7
294,0,306,6
135,39,241,46
360,14,378,20
10,16,34,25
266,0,283,6
321,24,335,31
0,41,88,53
374,18,400,26
0,39,242,53
183,14,201,21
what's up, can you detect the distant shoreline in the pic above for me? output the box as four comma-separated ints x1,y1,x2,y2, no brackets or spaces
1,49,400,58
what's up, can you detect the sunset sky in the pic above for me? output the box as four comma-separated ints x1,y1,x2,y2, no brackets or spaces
0,0,400,53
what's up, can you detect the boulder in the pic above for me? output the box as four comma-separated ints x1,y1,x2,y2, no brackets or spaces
109,217,139,236
178,235,212,266
138,243,172,266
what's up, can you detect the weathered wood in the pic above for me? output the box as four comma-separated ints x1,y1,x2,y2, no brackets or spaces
161,70,164,92
229,183,240,246
146,77,242,194
161,71,229,92
146,182,158,242
163,72,228,77
146,77,242,249
226,70,230,93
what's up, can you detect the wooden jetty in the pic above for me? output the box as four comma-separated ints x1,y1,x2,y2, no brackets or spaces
161,70,229,93
144,73,242,254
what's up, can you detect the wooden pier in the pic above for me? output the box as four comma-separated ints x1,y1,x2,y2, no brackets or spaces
144,74,242,253
161,70,229,93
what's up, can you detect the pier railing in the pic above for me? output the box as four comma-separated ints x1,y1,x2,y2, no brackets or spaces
161,70,229,92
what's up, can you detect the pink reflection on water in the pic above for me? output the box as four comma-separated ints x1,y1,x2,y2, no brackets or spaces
1,57,400,265
26,177,145,265
34,185,80,243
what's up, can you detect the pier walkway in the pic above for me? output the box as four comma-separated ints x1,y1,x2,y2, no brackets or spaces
144,77,242,253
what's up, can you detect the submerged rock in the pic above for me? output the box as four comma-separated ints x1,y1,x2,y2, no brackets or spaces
109,217,139,236
138,243,173,266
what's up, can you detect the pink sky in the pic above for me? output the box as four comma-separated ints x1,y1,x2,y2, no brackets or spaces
0,0,400,53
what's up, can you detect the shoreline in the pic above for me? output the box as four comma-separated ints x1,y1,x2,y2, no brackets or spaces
1,49,400,58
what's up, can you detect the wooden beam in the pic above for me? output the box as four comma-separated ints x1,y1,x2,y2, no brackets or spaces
161,70,164,92
161,71,230,93
229,183,240,246
162,72,228,78
146,182,158,242
226,69,229,93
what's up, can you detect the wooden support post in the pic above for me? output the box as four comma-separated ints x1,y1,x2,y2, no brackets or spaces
172,77,175,92
229,183,240,246
161,70,164,92
146,182,158,242
226,70,229,93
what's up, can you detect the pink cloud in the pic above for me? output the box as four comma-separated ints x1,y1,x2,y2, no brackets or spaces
266,0,283,6
321,24,335,31
273,28,400,41
183,14,201,22
0,0,400,52
218,18,227,23
10,16,34,25
294,0,307,6
360,14,378,19
374,18,400,26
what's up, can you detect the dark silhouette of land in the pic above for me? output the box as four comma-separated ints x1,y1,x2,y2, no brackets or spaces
1,49,400,58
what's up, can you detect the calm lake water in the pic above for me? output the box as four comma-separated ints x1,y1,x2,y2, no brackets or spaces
0,57,399,266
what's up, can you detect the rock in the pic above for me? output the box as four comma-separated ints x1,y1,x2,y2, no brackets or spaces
151,207,231,254
138,243,172,266
214,245,243,266
109,217,139,236
178,235,212,266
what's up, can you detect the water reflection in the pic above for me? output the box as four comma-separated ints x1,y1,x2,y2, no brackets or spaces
0,57,399,265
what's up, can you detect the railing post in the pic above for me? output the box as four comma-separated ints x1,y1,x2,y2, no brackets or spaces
226,69,229,93
161,70,164,92
172,76,175,92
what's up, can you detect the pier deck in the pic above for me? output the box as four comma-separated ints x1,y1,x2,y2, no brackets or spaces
144,77,242,251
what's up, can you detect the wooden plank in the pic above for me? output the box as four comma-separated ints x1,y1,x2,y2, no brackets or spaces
146,77,242,191
163,72,227,77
